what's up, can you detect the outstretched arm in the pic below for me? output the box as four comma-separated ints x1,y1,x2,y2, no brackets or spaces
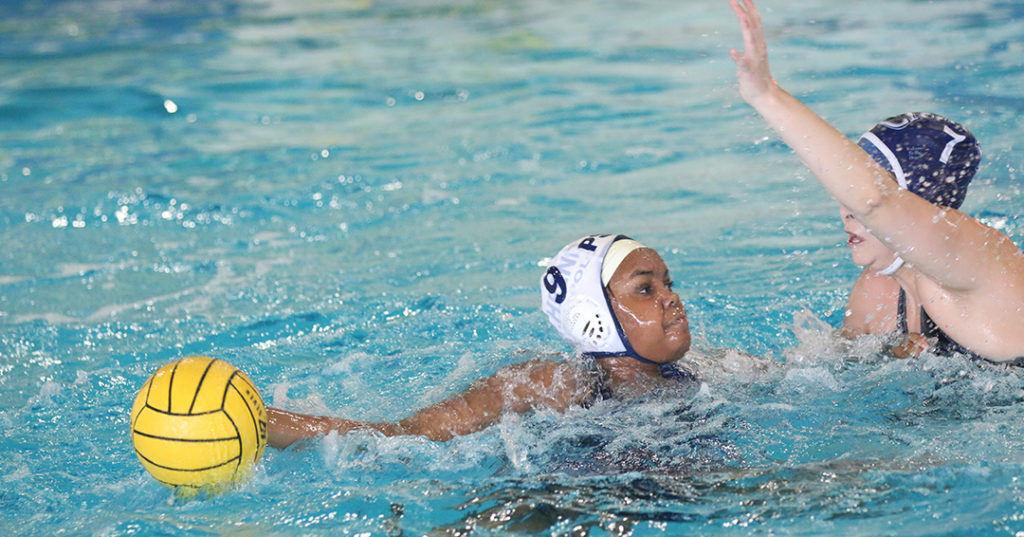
728,0,893,215
728,0,1017,292
267,359,592,448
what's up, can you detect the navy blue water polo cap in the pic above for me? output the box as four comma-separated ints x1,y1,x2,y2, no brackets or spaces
857,112,981,209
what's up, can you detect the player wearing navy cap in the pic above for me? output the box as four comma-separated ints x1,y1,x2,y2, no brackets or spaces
730,0,1024,363
857,112,980,211
844,113,985,353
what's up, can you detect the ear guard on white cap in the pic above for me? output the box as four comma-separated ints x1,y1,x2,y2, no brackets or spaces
563,296,614,349
540,234,635,356
540,234,697,381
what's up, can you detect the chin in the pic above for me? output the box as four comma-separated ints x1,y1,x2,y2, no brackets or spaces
848,252,869,267
669,342,691,361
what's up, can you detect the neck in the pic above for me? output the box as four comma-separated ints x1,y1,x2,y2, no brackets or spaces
875,255,905,276
888,263,919,293
595,356,665,392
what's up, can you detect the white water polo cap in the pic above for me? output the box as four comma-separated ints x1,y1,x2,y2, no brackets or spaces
540,234,646,357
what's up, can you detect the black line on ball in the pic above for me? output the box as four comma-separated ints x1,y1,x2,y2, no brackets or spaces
168,358,184,412
132,377,152,428
135,445,241,472
228,378,261,462
221,370,236,410
188,357,218,414
219,382,245,475
232,371,260,398
139,405,222,417
133,429,239,442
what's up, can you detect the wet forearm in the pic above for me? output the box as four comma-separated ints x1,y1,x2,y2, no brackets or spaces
267,407,400,448
744,85,893,216
266,360,579,446
396,381,507,442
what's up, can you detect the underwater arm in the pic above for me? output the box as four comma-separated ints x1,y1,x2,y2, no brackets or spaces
266,360,590,447
266,407,391,449
393,359,590,441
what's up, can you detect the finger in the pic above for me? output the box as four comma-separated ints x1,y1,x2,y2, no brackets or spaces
745,0,763,27
738,4,766,58
729,0,747,24
729,47,742,65
730,5,749,50
730,0,759,53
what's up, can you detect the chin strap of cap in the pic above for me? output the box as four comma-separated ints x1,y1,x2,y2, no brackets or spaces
876,256,905,276
591,352,696,382
658,362,697,382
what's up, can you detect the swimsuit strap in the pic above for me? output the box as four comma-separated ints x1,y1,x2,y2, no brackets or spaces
635,354,697,382
899,286,973,356
580,359,613,406
896,288,908,334
919,307,983,361
896,287,969,356
587,358,696,403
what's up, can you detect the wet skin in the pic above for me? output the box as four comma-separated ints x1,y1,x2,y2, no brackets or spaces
840,205,900,272
605,248,691,364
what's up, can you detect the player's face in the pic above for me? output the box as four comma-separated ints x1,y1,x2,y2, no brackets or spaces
840,205,900,271
606,249,691,363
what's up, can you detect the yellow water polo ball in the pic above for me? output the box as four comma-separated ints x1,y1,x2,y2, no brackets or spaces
130,356,268,491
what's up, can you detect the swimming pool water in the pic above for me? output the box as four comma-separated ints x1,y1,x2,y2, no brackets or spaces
3,0,1024,535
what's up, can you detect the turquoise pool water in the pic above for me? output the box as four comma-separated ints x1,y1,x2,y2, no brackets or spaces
3,0,1024,535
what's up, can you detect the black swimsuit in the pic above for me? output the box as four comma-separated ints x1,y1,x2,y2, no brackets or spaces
896,289,1024,365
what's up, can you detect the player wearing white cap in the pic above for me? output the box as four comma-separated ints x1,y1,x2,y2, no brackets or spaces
267,234,697,447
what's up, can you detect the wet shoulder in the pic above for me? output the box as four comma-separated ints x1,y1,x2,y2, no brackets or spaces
494,358,603,409
844,269,901,336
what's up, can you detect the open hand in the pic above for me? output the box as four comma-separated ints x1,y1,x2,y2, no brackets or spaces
729,0,776,104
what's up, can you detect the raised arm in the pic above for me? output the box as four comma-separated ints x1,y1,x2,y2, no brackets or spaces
267,359,593,448
728,0,1018,292
728,0,890,212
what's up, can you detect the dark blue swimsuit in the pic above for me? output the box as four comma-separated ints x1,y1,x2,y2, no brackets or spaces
588,361,698,403
897,289,1024,365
